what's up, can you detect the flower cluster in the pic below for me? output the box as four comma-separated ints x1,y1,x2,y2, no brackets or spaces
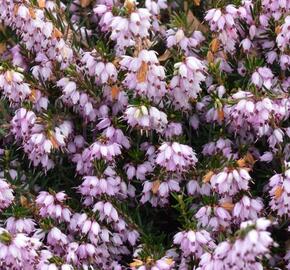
198,218,274,270
156,142,197,172
124,105,168,133
11,108,73,170
0,178,14,211
120,50,167,102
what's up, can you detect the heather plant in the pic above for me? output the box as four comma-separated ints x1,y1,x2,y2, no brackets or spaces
0,0,289,269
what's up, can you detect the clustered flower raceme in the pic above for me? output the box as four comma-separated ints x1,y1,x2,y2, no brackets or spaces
81,50,118,84
0,0,73,74
11,108,73,170
0,68,48,109
202,137,236,159
124,104,168,133
120,49,167,102
0,178,14,211
166,29,205,55
195,204,232,231
94,1,151,55
173,229,216,258
170,56,206,109
0,228,42,269
197,218,274,270
35,191,72,222
156,142,197,172
269,166,290,217
209,167,251,196
141,178,180,206
57,77,98,121
223,91,290,142
72,133,123,175
0,69,31,103
0,0,289,269
205,5,240,53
